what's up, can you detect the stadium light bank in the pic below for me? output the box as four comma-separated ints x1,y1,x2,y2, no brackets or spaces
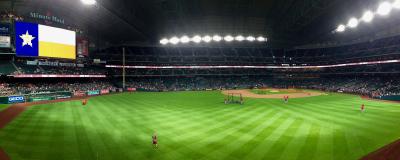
335,0,400,33
160,35,267,45
81,0,96,5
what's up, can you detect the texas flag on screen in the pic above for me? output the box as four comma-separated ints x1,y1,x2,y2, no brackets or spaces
15,22,76,59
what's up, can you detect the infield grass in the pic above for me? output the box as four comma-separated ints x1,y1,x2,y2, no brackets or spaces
0,91,400,160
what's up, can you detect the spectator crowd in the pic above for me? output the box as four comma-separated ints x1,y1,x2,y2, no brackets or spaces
12,61,107,75
0,81,116,96
124,76,400,97
1,77,399,98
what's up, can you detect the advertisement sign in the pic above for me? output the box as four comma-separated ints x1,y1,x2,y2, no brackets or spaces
0,36,10,48
29,12,65,24
377,95,400,101
12,74,106,78
29,96,54,102
26,60,38,65
8,96,25,103
93,59,106,64
26,60,85,68
87,90,100,96
0,23,10,34
0,97,9,104
77,38,89,56
74,91,86,97
56,95,72,99
100,89,109,95
93,59,101,63
127,88,137,92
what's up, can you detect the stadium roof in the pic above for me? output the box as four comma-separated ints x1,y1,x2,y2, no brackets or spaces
4,0,400,47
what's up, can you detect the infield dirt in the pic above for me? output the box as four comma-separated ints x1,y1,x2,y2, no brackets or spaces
222,89,324,99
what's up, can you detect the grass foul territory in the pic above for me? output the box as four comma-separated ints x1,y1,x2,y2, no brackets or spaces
0,91,400,160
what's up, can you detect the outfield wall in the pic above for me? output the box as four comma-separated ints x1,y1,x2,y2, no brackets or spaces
2,88,399,104
376,95,400,101
0,88,124,104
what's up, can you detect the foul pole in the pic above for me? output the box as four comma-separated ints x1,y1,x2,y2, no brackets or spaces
122,47,126,89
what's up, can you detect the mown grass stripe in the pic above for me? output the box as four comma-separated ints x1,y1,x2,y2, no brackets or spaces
314,126,334,160
244,117,297,160
295,123,321,160
261,118,305,160
224,114,290,159
196,109,281,159
274,101,389,137
343,130,367,160
170,106,274,154
332,129,350,160
276,123,312,160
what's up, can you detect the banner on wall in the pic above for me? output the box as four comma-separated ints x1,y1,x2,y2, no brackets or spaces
77,38,89,56
55,95,71,99
74,91,86,97
29,12,65,24
26,60,85,67
0,23,10,34
100,89,110,95
29,96,54,102
8,96,25,103
93,59,106,64
87,90,100,96
0,36,10,48
12,74,106,78
127,88,136,92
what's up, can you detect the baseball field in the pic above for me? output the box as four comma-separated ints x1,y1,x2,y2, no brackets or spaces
0,91,400,160
0,105,8,111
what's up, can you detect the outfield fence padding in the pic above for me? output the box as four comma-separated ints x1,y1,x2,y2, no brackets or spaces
376,95,400,101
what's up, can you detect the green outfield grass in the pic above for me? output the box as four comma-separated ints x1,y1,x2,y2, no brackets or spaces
1,91,400,160
0,104,9,111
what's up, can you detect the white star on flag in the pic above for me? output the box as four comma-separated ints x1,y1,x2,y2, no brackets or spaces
20,30,35,47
